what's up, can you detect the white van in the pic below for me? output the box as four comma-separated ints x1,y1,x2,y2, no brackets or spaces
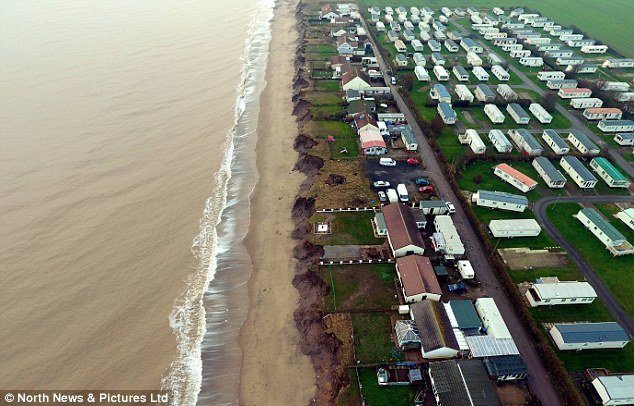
396,184,409,202
386,189,399,203
379,157,397,167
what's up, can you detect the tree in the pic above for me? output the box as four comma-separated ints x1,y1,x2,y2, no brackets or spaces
430,116,445,138
540,92,557,112
473,174,483,184
400,73,414,91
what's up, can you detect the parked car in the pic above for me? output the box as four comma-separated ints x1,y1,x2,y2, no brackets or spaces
418,185,434,193
446,202,456,214
373,180,391,188
415,178,430,186
447,282,467,293
379,157,397,167
406,158,420,166
378,191,387,202
390,76,397,85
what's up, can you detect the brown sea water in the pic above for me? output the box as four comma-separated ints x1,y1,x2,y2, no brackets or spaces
0,0,273,403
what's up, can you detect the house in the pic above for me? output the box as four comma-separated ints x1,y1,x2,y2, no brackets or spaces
346,99,375,117
472,66,490,81
533,157,567,188
437,102,457,125
413,53,426,66
475,298,512,339
549,322,630,351
411,39,424,51
430,84,451,102
616,208,634,231
341,66,371,92
461,38,483,53
444,39,459,52
570,97,603,109
614,133,634,146
330,27,347,38
598,120,634,133
497,84,517,101
489,130,513,153
336,36,358,55
475,84,496,102
428,360,501,406
455,85,474,103
452,65,469,82
394,53,408,67
433,215,465,257
459,129,486,154
602,58,634,69
490,219,541,238
345,89,361,103
546,79,578,90
576,207,634,255
493,163,538,192
591,374,634,406
472,190,528,212
484,104,505,124
507,103,530,125
394,39,407,53
590,157,631,188
509,129,542,156
525,277,597,307
432,52,446,66
447,300,482,334
433,65,449,82
414,66,430,82
354,113,387,155
567,130,600,156
410,300,460,359
558,88,592,99
319,4,339,20
583,108,623,121
529,103,553,124
483,356,528,381
467,52,483,66
519,56,544,67
396,255,442,303
537,71,566,81
400,126,418,151
428,39,441,52
541,130,569,155
382,203,426,257
491,65,510,81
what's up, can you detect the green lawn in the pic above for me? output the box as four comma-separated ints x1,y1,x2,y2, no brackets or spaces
330,138,360,158
507,263,577,284
352,313,401,364
530,300,614,324
310,211,383,245
314,80,340,91
304,120,355,139
358,368,418,406
557,345,634,373
307,91,342,106
306,44,337,54
436,127,464,163
547,203,634,317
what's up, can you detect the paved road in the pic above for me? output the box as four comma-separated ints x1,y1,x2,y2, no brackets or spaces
450,19,634,178
360,16,562,406
532,195,634,337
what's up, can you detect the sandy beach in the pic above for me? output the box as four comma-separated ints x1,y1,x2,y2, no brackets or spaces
238,0,317,404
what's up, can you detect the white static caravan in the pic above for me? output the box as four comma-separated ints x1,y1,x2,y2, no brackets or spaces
467,52,483,67
376,21,386,31
616,208,634,231
510,49,531,59
452,65,469,82
428,39,441,52
455,85,474,103
519,57,544,67
576,207,634,256
489,219,541,238
603,58,634,69
525,278,597,307
491,65,510,81
496,84,517,101
472,190,528,213
614,133,634,146
431,52,446,65
475,298,512,339
413,53,426,67
457,260,475,279
537,71,566,81
488,130,513,153
570,98,603,109
414,66,430,82
590,157,631,189
601,81,631,92
598,120,634,133
583,108,622,121
484,104,505,124
591,375,634,406
560,156,597,189
558,88,592,99
509,129,543,157
546,79,578,90
472,66,489,81
411,39,424,52
430,84,451,103
581,44,608,54
532,157,567,188
437,102,457,125
433,65,450,82
433,215,465,257
529,103,553,124
459,129,486,155
549,322,630,351
541,130,570,155
507,103,530,125
444,39,459,53
419,31,432,42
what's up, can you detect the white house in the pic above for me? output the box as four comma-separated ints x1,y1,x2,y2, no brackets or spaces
341,67,371,92
559,88,592,99
489,129,513,153
570,98,603,109
493,163,538,193
467,52,483,66
549,322,630,351
576,207,634,256
525,277,597,307
497,84,518,101
382,203,426,257
490,219,541,238
395,255,442,303
598,120,634,133
532,157,567,188
537,71,566,81
567,130,600,156
614,133,634,146
529,103,552,124
437,102,457,125
459,129,486,154
433,65,449,81
541,130,569,155
475,298,512,339
591,375,634,406
616,208,634,231
509,129,543,156
455,84,474,103
519,56,544,67
472,66,489,81
414,66,430,82
560,156,597,189
484,104,505,124
507,103,530,125
472,190,528,212
491,65,510,81
583,108,623,121
590,157,631,189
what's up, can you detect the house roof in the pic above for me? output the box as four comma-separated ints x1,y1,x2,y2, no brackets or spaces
330,55,350,66
507,103,530,119
428,361,472,405
586,107,622,114
347,99,374,115
591,157,626,181
594,375,634,401
483,355,528,377
553,322,630,343
353,112,377,129
495,163,537,187
458,359,502,406
449,300,482,331
410,300,459,352
476,84,495,97
337,36,358,47
395,319,421,344
542,129,568,149
359,127,386,149
477,190,528,206
533,157,566,182
341,66,370,86
382,203,425,250
568,130,599,150
396,255,441,298
561,156,596,182
532,280,597,300
466,336,520,357
578,208,626,242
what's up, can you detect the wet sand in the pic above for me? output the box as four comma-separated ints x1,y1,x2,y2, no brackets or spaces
238,0,317,404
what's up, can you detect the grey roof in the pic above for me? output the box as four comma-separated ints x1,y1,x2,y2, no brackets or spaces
569,130,599,151
346,89,361,99
445,38,458,47
578,208,626,242
419,200,447,209
477,84,495,98
439,102,456,119
543,129,568,149
595,375,634,401
466,336,520,357
429,39,441,48
553,322,630,343
462,37,479,48
458,359,502,406
477,190,528,206
396,53,407,62
454,65,468,76
434,84,451,98
600,119,634,127
548,79,577,85
450,300,482,331
401,126,417,144
410,300,459,352
617,133,634,140
533,157,566,183
507,103,530,119
483,355,528,377
395,319,421,345
561,156,597,182
374,212,386,230
432,52,445,61
428,360,472,406
516,129,542,151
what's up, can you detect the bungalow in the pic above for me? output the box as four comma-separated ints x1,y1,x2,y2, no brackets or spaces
519,56,544,67
598,120,634,133
354,113,387,156
493,163,538,193
509,129,543,156
428,39,441,52
441,6,453,17
602,58,634,69
537,71,566,81
411,39,424,52
484,104,505,124
558,88,592,99
541,130,569,155
483,356,528,382
549,322,630,351
525,277,597,307
394,39,407,53
400,126,418,151
467,52,483,66
576,207,634,256
567,130,600,156
472,66,490,81
489,219,541,238
570,97,603,109
430,83,451,102
433,65,449,82
319,4,339,20
414,66,430,82
616,208,634,231
336,36,358,55
341,66,371,92
461,37,483,53
396,255,442,303
410,300,459,359
444,38,459,52
459,129,486,154
346,99,374,117
452,65,469,82
387,30,399,42
529,103,553,124
382,203,426,257
560,156,597,189
428,360,501,405
432,52,446,66
437,102,457,125
583,108,623,121
455,85,474,103
590,157,630,188
413,53,426,66
489,129,513,153
472,190,529,212
507,103,530,125
394,53,408,67
330,27,347,37
546,79,578,90
491,65,510,81
433,215,465,257
614,133,634,146
591,375,634,406
533,157,567,188
475,84,496,102
497,84,517,101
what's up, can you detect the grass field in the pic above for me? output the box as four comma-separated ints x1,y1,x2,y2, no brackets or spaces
358,368,418,406
352,313,401,363
310,211,381,245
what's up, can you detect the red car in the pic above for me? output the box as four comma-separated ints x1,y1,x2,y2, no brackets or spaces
419,185,434,193
406,158,420,166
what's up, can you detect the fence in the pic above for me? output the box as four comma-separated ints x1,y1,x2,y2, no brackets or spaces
320,258,395,265
317,206,380,213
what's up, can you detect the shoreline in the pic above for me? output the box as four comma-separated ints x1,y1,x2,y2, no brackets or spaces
237,0,317,404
